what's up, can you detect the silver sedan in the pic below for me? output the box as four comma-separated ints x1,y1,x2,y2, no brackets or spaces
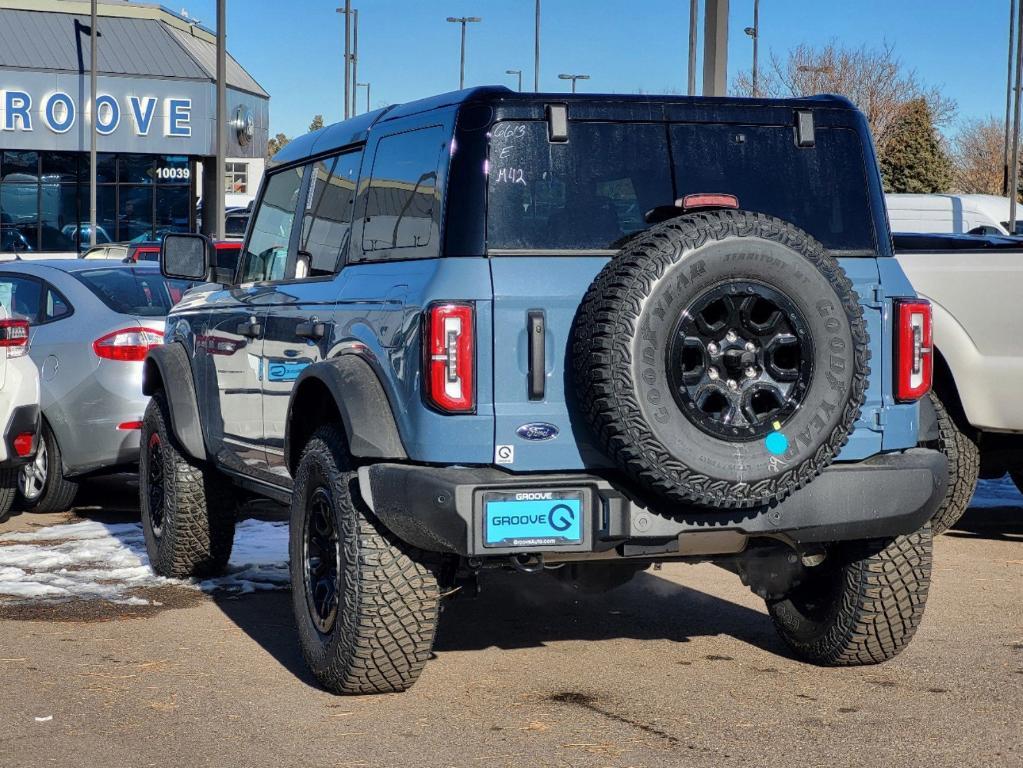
0,260,191,512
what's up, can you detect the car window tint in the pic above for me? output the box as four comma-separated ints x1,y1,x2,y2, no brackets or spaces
241,166,304,283
362,126,445,253
300,150,361,274
486,122,674,251
45,287,72,321
0,275,41,323
74,268,190,317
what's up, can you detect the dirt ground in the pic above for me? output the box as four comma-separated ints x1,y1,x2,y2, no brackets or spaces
0,478,1020,768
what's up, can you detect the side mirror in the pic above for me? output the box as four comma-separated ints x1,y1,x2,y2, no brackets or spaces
162,233,213,282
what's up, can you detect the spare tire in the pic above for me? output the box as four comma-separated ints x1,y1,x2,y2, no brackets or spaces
573,210,869,509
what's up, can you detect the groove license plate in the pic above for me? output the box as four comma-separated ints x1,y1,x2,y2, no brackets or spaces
482,491,584,548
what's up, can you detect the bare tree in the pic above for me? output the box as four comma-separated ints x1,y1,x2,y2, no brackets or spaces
733,42,956,151
951,116,1006,196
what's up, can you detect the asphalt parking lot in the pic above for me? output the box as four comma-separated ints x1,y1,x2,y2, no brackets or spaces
0,477,1020,768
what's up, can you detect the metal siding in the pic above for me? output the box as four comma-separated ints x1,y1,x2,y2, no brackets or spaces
164,25,268,97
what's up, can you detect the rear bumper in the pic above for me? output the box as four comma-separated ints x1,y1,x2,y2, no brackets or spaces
0,404,40,468
359,448,948,558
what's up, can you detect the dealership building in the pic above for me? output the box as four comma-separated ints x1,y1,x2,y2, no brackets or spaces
0,0,269,254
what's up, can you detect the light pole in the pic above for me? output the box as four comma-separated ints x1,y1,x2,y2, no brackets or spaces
356,82,370,114
336,3,352,119
446,16,481,90
89,0,97,246
744,0,759,97
534,0,541,91
558,73,590,93
505,69,522,91
687,0,697,96
350,8,359,118
1005,0,1017,196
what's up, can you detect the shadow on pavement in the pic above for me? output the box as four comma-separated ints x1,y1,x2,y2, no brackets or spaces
947,506,1023,542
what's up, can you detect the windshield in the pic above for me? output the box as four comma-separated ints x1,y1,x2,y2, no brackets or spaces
487,120,876,254
74,268,193,316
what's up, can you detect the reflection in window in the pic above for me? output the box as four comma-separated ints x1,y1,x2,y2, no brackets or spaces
0,276,42,323
45,288,72,321
241,166,304,283
362,127,444,253
301,151,360,274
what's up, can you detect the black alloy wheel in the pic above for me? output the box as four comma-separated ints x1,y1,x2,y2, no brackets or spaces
146,432,166,537
304,486,341,634
667,280,814,440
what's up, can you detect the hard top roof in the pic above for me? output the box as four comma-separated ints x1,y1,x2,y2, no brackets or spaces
270,86,860,167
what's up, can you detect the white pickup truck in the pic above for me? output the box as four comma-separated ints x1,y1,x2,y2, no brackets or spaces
895,232,1023,532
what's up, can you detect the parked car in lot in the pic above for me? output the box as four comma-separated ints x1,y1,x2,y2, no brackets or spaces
895,232,1023,532
0,306,39,523
886,193,1023,236
82,241,160,263
142,88,945,695
0,261,192,512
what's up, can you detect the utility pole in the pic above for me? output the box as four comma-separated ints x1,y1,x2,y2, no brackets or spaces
350,9,359,118
446,16,481,90
89,0,97,246
558,73,590,93
1010,0,1023,232
356,82,370,114
702,0,729,97
1005,0,1017,196
744,0,759,96
214,0,226,241
337,2,351,120
506,69,522,91
687,0,697,95
534,0,541,91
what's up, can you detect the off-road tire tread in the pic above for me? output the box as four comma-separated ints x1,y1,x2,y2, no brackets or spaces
291,425,440,695
769,526,932,665
928,391,979,535
141,391,236,578
573,210,870,509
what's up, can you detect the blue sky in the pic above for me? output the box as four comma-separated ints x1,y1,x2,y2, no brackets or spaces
179,0,1011,139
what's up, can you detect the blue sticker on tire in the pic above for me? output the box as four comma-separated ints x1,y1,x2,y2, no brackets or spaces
483,494,583,548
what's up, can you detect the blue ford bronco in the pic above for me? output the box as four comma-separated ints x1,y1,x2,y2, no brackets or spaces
143,87,947,695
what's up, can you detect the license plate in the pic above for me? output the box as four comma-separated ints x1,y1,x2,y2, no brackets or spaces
482,491,584,548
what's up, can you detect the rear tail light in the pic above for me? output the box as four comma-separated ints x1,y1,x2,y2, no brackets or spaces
12,432,34,458
894,299,933,402
93,327,163,362
0,318,30,358
424,302,475,413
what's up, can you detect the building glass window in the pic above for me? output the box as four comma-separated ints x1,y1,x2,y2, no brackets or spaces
225,161,248,194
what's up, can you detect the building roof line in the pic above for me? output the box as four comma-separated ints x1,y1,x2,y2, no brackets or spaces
0,0,216,42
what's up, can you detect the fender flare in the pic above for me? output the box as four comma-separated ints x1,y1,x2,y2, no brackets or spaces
285,355,407,474
142,343,207,462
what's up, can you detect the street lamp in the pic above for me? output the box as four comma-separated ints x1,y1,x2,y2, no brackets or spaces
505,69,522,91
743,0,759,97
446,16,481,90
558,73,590,93
356,81,371,114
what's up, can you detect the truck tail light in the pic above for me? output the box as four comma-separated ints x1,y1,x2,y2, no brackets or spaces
894,299,933,402
0,319,29,358
425,302,475,413
93,327,163,362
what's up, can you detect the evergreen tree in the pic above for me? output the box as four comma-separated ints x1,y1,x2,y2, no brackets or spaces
879,98,953,194
309,114,324,132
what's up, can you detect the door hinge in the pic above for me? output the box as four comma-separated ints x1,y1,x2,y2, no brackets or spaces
865,284,885,308
863,406,887,432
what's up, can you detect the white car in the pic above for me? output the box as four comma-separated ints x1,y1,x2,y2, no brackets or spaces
886,193,1023,236
0,304,40,523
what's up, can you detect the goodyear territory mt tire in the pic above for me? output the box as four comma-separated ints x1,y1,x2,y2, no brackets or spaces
574,210,869,509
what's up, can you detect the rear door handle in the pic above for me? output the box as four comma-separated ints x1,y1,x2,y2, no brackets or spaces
237,316,262,338
528,309,545,401
296,317,326,340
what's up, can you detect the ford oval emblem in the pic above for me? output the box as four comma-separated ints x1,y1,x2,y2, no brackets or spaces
516,422,559,441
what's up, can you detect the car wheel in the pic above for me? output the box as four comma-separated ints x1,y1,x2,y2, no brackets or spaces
0,468,18,523
18,422,79,514
573,209,870,509
290,425,440,695
767,525,932,665
140,390,237,578
926,391,979,535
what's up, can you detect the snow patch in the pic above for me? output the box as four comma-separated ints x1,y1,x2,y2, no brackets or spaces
0,518,290,604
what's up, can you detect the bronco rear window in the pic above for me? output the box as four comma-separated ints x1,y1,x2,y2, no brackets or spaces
486,120,876,254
